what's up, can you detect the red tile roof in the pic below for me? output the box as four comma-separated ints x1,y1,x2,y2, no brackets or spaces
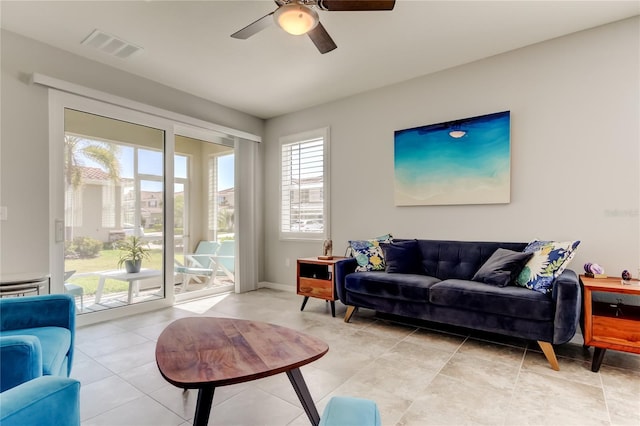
80,166,113,180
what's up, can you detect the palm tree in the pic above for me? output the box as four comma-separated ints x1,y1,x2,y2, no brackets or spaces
64,135,120,189
217,208,234,233
64,135,121,241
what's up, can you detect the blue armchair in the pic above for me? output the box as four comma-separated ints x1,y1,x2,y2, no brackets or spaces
0,376,80,426
0,294,79,425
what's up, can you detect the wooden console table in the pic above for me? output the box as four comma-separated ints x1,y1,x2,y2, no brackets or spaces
580,275,640,372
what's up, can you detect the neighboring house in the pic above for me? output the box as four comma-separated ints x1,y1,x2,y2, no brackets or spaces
137,190,163,228
66,166,121,243
217,187,234,208
66,167,166,243
288,176,323,228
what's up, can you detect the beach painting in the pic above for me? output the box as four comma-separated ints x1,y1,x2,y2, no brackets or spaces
394,111,511,206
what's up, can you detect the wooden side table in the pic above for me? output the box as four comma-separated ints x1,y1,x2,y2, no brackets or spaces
297,257,345,317
580,275,640,372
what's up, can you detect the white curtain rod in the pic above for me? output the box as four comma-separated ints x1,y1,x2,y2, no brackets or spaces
31,72,262,143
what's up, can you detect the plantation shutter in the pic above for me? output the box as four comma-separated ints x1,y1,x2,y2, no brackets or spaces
281,137,325,235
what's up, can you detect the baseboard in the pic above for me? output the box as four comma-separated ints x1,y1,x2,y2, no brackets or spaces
258,281,296,292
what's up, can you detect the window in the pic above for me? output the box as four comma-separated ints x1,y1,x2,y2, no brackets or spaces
280,128,329,240
207,152,235,240
65,186,82,227
101,182,116,227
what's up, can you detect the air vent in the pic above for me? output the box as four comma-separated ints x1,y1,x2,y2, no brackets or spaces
81,29,143,59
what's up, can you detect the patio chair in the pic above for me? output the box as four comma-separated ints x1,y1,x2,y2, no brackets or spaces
63,271,83,311
175,241,220,292
212,240,235,281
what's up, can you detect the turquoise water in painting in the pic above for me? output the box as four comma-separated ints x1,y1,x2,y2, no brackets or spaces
394,111,511,205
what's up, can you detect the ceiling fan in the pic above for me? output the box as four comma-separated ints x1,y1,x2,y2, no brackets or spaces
231,0,396,54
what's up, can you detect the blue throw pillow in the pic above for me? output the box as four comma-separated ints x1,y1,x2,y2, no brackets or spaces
515,240,580,294
348,234,393,272
380,240,423,274
472,248,533,287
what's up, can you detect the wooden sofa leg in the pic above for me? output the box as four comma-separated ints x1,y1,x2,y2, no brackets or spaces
344,305,357,323
537,341,560,371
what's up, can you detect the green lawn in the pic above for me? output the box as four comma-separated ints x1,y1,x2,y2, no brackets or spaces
65,249,165,296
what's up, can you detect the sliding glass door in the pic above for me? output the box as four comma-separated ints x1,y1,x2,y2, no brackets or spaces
63,109,165,312
173,135,235,301
49,89,252,323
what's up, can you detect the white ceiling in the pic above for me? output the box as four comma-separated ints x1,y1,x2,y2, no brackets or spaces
1,1,638,119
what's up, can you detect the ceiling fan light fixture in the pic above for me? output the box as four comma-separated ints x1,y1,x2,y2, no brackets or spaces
274,3,319,35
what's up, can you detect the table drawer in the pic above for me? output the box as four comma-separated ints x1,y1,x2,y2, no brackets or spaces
592,316,640,348
298,277,334,300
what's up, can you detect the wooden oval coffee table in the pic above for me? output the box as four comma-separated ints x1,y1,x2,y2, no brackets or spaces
155,317,329,426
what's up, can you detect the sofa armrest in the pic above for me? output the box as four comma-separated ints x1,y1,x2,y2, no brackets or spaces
0,376,80,426
335,258,358,304
0,295,75,376
550,269,582,344
0,336,43,392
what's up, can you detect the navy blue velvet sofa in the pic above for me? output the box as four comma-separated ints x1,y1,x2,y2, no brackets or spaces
335,239,582,370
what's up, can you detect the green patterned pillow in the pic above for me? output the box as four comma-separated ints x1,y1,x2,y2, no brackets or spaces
348,234,393,272
515,240,580,294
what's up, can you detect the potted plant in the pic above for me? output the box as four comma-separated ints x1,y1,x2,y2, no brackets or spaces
116,236,151,273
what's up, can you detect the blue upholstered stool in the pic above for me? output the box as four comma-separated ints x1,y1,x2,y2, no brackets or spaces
319,396,381,426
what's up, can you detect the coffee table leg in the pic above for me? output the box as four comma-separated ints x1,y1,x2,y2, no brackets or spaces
193,386,216,426
286,368,320,426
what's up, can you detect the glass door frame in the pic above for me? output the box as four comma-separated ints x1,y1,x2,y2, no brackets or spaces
50,91,176,326
172,125,237,303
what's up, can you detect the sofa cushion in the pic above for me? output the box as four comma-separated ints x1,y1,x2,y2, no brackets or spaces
472,248,533,287
429,279,555,321
415,240,528,281
345,272,441,302
2,327,71,377
515,240,580,294
349,234,393,272
380,240,422,274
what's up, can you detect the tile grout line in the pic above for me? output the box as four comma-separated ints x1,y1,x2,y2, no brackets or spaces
598,368,613,425
393,328,470,425
501,343,529,426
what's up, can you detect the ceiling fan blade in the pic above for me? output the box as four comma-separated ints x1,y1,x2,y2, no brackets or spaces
307,22,337,54
231,11,275,39
316,0,395,11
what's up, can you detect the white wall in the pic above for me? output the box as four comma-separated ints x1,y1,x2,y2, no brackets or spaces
263,17,640,287
0,29,264,276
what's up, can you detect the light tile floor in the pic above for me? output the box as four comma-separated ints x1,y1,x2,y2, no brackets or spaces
74,288,640,426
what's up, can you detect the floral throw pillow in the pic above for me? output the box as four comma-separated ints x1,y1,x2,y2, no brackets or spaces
348,234,393,272
515,240,580,294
